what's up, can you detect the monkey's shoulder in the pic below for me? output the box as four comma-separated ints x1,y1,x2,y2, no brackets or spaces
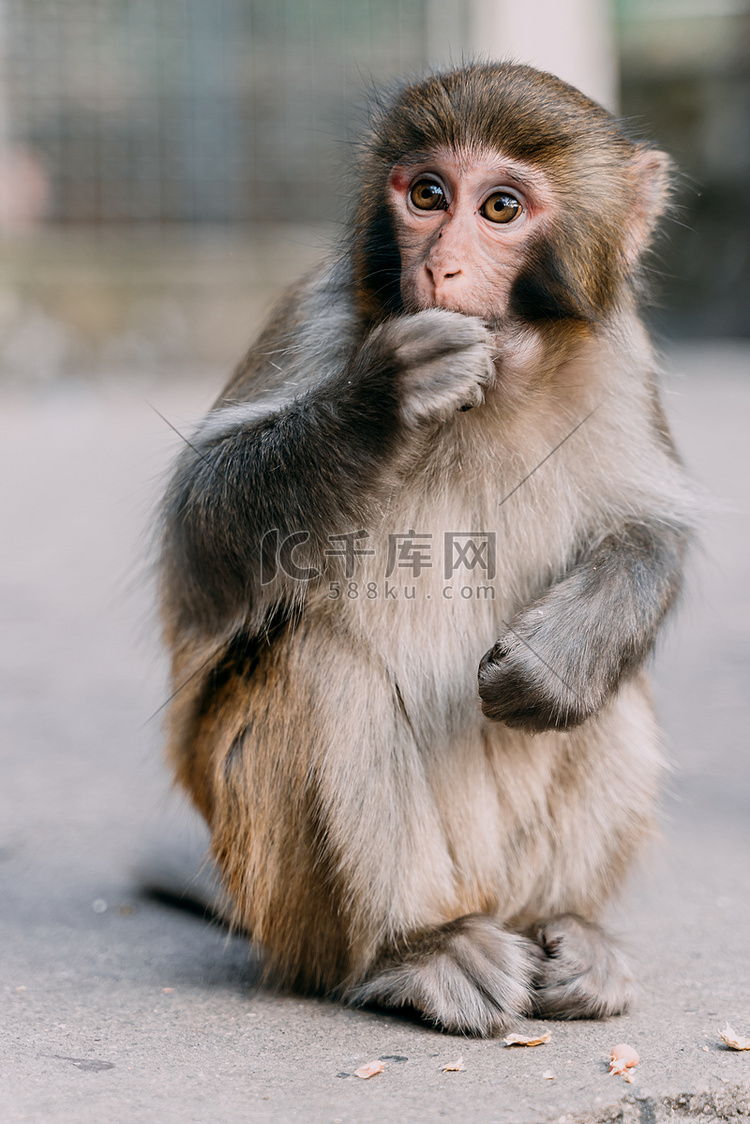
219,261,358,403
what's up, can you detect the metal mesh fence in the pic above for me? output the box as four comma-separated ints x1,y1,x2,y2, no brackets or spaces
1,0,428,224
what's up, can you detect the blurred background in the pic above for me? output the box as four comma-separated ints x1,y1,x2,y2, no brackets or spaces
0,0,747,386
1,10,749,1115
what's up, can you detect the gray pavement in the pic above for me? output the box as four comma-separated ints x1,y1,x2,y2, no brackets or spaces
1,343,749,1123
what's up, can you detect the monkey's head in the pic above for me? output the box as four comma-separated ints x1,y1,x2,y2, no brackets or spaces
352,63,671,330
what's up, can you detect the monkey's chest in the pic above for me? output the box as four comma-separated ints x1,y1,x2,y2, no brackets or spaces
321,468,574,722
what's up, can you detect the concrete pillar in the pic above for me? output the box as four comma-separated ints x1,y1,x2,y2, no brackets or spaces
429,0,619,112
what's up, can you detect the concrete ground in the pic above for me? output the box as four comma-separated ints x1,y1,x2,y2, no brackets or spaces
1,342,749,1124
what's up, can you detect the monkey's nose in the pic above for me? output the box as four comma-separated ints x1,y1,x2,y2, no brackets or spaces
426,263,462,285
425,264,464,308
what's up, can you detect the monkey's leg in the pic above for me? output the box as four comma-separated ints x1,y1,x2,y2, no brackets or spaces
176,623,543,1035
527,914,634,1019
344,915,540,1036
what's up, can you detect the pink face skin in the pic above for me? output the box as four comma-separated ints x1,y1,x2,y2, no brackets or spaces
388,148,556,323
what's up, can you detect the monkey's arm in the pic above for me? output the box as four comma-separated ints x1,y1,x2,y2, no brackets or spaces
160,306,492,639
478,518,689,731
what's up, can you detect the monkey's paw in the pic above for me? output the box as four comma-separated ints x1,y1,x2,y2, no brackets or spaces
380,309,495,427
477,623,601,731
528,914,634,1019
343,914,537,1036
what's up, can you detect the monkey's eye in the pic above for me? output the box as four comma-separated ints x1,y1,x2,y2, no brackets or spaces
409,178,447,211
481,192,522,224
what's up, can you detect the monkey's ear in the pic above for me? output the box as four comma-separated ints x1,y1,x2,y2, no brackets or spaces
623,146,674,265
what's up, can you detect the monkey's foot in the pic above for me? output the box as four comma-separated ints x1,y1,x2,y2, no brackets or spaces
344,914,538,1036
528,914,634,1019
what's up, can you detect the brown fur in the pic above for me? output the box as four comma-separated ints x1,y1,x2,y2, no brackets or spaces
158,62,692,1034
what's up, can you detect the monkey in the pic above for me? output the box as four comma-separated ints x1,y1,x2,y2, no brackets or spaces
157,62,693,1037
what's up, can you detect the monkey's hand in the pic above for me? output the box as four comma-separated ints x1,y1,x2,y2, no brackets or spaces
477,609,601,732
477,520,687,732
365,309,495,428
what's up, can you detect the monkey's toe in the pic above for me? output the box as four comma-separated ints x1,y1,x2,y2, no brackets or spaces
528,914,634,1019
344,914,537,1036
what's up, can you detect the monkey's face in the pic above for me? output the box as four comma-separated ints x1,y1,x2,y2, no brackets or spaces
388,148,554,323
355,64,674,327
